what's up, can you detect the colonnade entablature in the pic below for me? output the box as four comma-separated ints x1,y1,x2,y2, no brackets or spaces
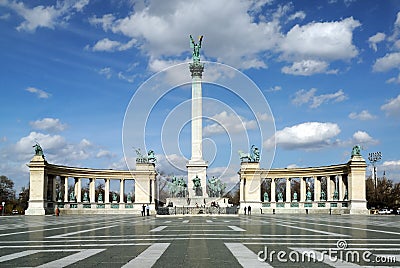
239,154,368,214
25,154,157,215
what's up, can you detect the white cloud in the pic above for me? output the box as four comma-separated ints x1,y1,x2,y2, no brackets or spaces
29,118,67,132
381,94,400,117
92,38,121,52
268,85,282,92
352,131,377,145
96,149,113,158
203,111,257,136
264,122,341,150
88,1,282,69
382,160,400,171
1,0,89,32
280,17,360,61
292,88,347,108
368,32,386,52
348,110,376,120
25,87,51,99
288,11,306,22
99,67,112,79
282,60,336,76
373,52,400,72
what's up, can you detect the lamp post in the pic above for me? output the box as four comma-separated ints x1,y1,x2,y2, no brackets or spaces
368,152,382,203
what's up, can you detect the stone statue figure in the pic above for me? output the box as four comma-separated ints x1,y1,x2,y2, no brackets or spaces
98,192,103,202
333,190,339,200
238,150,251,162
320,190,326,201
57,190,62,202
251,145,260,162
192,175,202,196
83,192,89,202
190,35,203,62
277,191,283,202
351,145,361,157
263,192,269,202
33,143,43,156
344,189,348,201
127,193,132,202
147,150,156,163
293,191,298,202
306,190,312,201
112,192,118,202
69,191,75,202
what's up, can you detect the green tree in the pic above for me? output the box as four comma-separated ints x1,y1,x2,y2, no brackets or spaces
0,175,15,202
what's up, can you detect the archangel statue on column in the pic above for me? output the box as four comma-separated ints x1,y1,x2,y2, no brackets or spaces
190,35,203,63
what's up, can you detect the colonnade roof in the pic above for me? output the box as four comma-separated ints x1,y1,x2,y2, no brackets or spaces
241,163,350,178
45,163,156,179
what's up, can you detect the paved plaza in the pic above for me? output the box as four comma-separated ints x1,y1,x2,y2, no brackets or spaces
0,214,399,267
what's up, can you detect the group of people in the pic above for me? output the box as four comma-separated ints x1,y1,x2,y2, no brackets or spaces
243,205,252,215
141,204,150,216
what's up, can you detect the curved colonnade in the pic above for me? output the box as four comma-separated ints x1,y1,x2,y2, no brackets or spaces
25,155,156,215
239,154,368,214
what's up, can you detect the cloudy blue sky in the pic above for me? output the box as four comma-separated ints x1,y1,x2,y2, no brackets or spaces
1,0,400,192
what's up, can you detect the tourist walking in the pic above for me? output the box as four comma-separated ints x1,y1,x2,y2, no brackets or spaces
244,206,247,215
141,204,145,217
248,205,251,215
146,204,150,216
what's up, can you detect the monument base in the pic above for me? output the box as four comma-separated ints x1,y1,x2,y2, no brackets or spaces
165,197,229,208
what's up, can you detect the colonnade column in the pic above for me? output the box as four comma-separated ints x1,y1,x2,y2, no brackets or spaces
76,178,82,202
105,179,110,203
64,177,68,202
89,178,96,203
151,179,155,204
300,178,305,202
326,176,331,201
270,178,276,202
120,179,125,203
240,178,245,202
338,175,343,200
314,176,320,201
285,178,291,202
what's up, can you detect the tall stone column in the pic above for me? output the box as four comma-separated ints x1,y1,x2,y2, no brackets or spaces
64,177,69,202
314,176,320,201
326,176,332,201
338,175,343,201
75,178,81,202
89,178,96,203
271,178,276,202
300,178,305,202
105,179,110,203
119,179,125,203
151,179,155,204
239,178,245,202
187,61,208,198
285,178,291,202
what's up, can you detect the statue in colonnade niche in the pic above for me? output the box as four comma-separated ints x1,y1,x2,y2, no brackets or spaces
277,191,283,202
112,192,118,202
263,192,269,202
69,191,75,202
306,190,312,201
127,193,132,202
344,189,348,201
333,190,339,200
83,192,89,202
292,191,298,202
320,190,326,201
98,192,103,202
